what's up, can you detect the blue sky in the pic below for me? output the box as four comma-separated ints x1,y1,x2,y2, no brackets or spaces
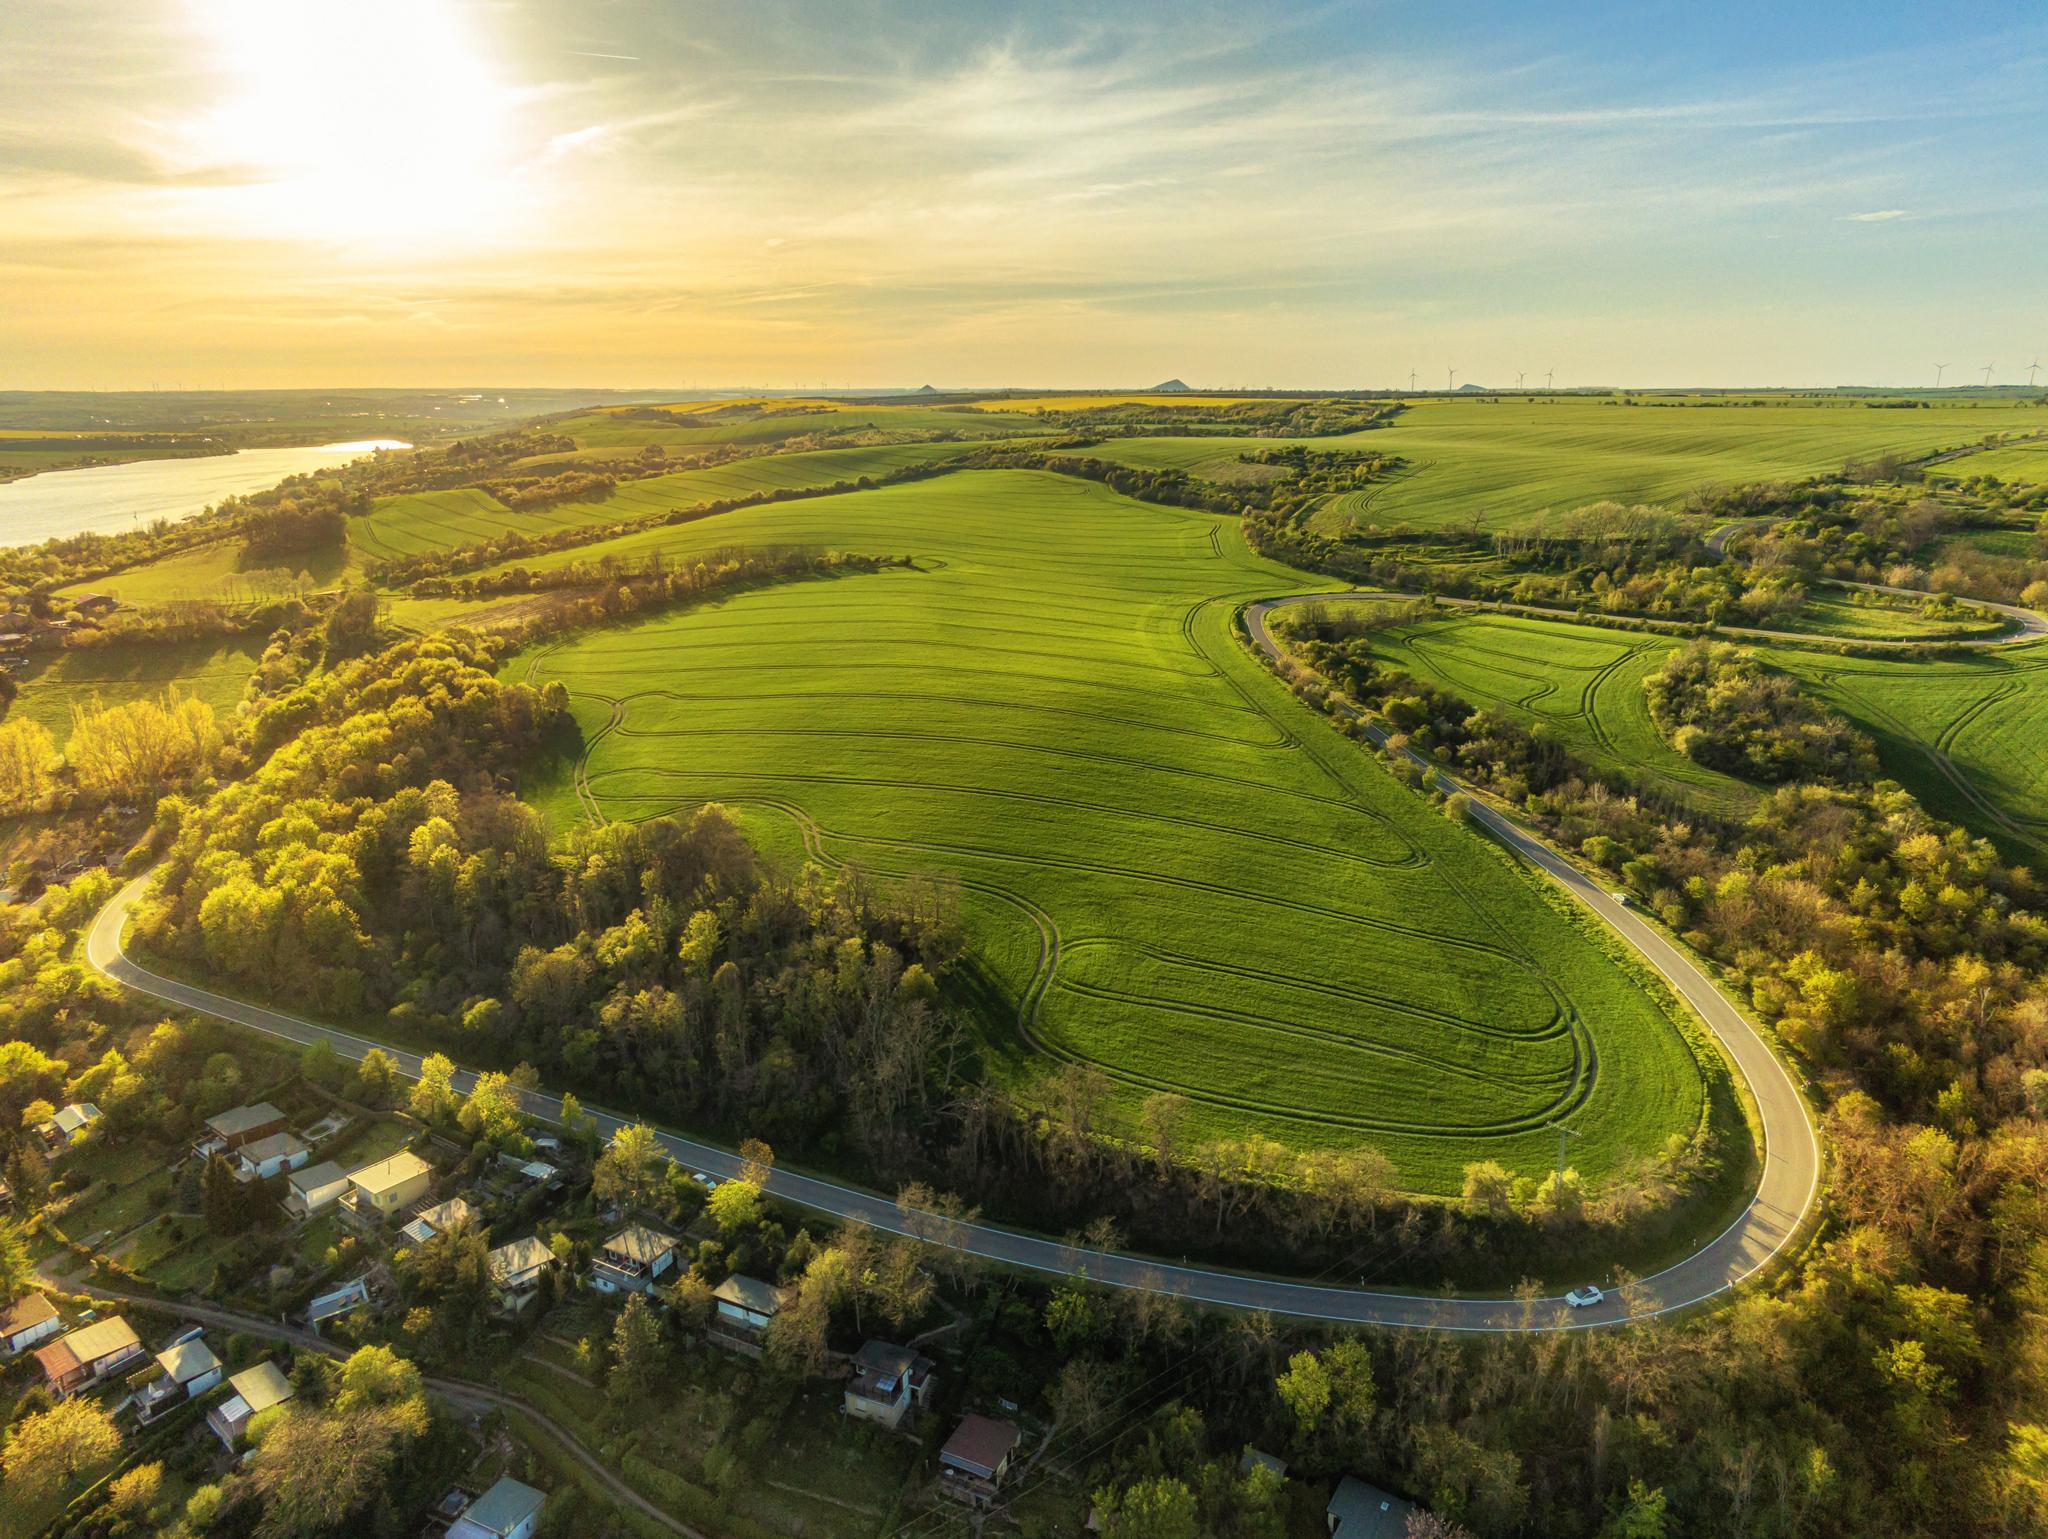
1,0,2042,387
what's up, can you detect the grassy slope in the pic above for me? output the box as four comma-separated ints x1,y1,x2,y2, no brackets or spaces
1059,397,2048,530
9,637,262,746
1933,438,2048,484
498,471,1706,1193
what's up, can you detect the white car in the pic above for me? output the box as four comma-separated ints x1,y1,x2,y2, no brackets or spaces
1611,892,1632,908
1564,1285,1605,1309
690,1171,721,1190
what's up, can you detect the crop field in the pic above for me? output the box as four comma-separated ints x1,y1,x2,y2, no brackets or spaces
1769,590,2012,641
557,402,1033,453
503,471,1708,1192
1757,641,2048,871
53,540,344,605
1939,527,2044,561
1934,438,2048,484
10,636,263,745
1305,604,1759,817
1058,397,2048,530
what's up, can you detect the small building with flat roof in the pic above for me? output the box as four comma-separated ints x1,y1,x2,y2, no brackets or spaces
938,1414,1021,1508
284,1160,350,1218
210,1360,295,1447
845,1340,935,1430
402,1196,475,1247
710,1274,786,1346
235,1131,311,1182
39,1102,100,1152
197,1102,287,1156
344,1150,432,1220
488,1236,556,1314
448,1475,546,1539
1,1294,61,1356
36,1316,143,1395
1327,1476,1417,1539
135,1336,223,1422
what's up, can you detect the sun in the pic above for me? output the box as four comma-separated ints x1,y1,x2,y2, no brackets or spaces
184,0,525,247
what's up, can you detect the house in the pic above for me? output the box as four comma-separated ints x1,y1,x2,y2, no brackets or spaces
710,1274,786,1346
209,1361,295,1447
1,1294,61,1355
35,1316,144,1395
488,1236,556,1314
39,1102,100,1152
234,1131,311,1182
590,1224,677,1295
343,1150,433,1221
938,1414,1022,1508
496,1152,557,1185
135,1335,224,1422
74,594,120,617
305,1276,372,1331
401,1196,474,1247
1327,1477,1417,1539
447,1475,546,1539
844,1340,934,1430
284,1160,350,1218
196,1102,287,1158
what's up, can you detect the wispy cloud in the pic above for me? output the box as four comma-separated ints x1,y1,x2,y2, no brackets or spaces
1845,208,1909,221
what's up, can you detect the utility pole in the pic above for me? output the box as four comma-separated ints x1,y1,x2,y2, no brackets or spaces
1545,1119,1580,1181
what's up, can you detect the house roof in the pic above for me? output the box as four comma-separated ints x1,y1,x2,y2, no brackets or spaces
156,1338,222,1383
34,1339,80,1380
289,1160,347,1194
207,1102,284,1139
348,1150,431,1195
602,1224,674,1265
52,1103,100,1135
56,1316,140,1365
940,1415,1021,1479
228,1361,295,1415
462,1475,546,1535
489,1236,554,1284
850,1340,930,1397
712,1274,783,1316
416,1197,473,1231
2,1293,57,1335
238,1131,307,1164
1327,1477,1416,1539
307,1278,371,1322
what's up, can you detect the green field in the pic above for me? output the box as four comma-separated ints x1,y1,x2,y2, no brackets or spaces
1059,397,2048,530
9,636,263,745
504,471,1708,1192
1939,527,2044,561
1769,590,2012,641
556,401,1034,452
1934,437,2048,485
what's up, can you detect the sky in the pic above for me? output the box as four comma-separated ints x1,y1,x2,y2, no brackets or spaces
2,0,2045,391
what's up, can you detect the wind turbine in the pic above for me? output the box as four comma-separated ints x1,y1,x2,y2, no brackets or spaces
2029,360,2043,388
1935,363,1949,389
1983,363,1995,387
1545,369,1555,389
1408,370,1418,392
1447,368,1457,391
1515,371,1527,389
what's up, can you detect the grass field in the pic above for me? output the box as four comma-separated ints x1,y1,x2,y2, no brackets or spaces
1939,527,2044,561
9,637,264,745
52,541,345,605
503,471,1707,1192
1770,590,2013,641
556,402,1033,452
1059,397,2048,530
1933,438,2048,484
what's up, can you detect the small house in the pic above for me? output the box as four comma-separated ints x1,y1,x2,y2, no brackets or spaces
135,1335,223,1422
305,1276,372,1331
1327,1477,1417,1539
343,1150,432,1221
0,1294,61,1356
196,1102,287,1158
711,1274,786,1345
284,1160,350,1218
209,1360,295,1447
400,1196,474,1246
39,1102,100,1152
448,1475,546,1539
590,1224,677,1295
844,1340,934,1430
235,1131,310,1182
938,1414,1021,1508
35,1316,144,1396
74,594,120,617
488,1236,556,1314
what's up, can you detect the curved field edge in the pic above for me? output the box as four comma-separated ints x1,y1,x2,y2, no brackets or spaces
496,470,1712,1199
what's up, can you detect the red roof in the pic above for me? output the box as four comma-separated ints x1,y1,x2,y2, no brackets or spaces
34,1339,81,1382
940,1414,1020,1479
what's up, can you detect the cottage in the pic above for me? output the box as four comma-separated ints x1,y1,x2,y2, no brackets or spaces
1,1294,61,1355
235,1131,311,1182
196,1102,287,1158
35,1316,144,1395
74,594,120,617
590,1224,677,1295
938,1414,1021,1508
844,1340,934,1430
305,1276,372,1331
448,1475,546,1539
400,1196,474,1246
488,1236,556,1314
39,1102,100,1152
135,1335,224,1422
209,1361,295,1447
1327,1477,1417,1539
284,1160,350,1218
343,1150,433,1221
711,1274,786,1343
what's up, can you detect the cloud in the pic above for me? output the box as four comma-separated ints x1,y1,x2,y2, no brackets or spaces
1844,208,1909,221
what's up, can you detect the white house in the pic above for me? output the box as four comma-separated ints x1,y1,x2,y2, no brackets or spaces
194,1102,287,1158
448,1475,546,1539
488,1236,556,1314
36,1316,144,1396
284,1160,350,1218
710,1274,786,1344
135,1335,224,1423
590,1224,677,1295
400,1196,474,1246
234,1131,311,1182
38,1102,100,1153
844,1340,934,1430
209,1360,295,1447
305,1276,372,1331
0,1294,61,1356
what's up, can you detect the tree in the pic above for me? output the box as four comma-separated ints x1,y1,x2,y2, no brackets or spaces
557,1090,599,1155
0,1218,33,1300
1093,1476,1200,1539
1597,1480,1669,1539
333,1344,425,1416
1460,1161,1516,1219
105,1460,164,1519
707,1178,762,1235
202,1152,251,1235
250,1407,407,1539
410,1053,458,1124
2,1397,121,1504
608,1293,664,1402
1275,1350,1332,1437
593,1123,667,1214
0,717,58,814
458,1068,529,1146
356,1047,399,1107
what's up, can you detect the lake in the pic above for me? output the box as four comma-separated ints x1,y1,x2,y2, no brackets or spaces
0,439,410,548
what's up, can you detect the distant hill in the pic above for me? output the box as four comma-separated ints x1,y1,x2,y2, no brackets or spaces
1455,382,1488,393
1150,378,1192,392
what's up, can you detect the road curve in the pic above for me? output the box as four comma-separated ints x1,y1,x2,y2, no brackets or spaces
90,798,1813,1332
